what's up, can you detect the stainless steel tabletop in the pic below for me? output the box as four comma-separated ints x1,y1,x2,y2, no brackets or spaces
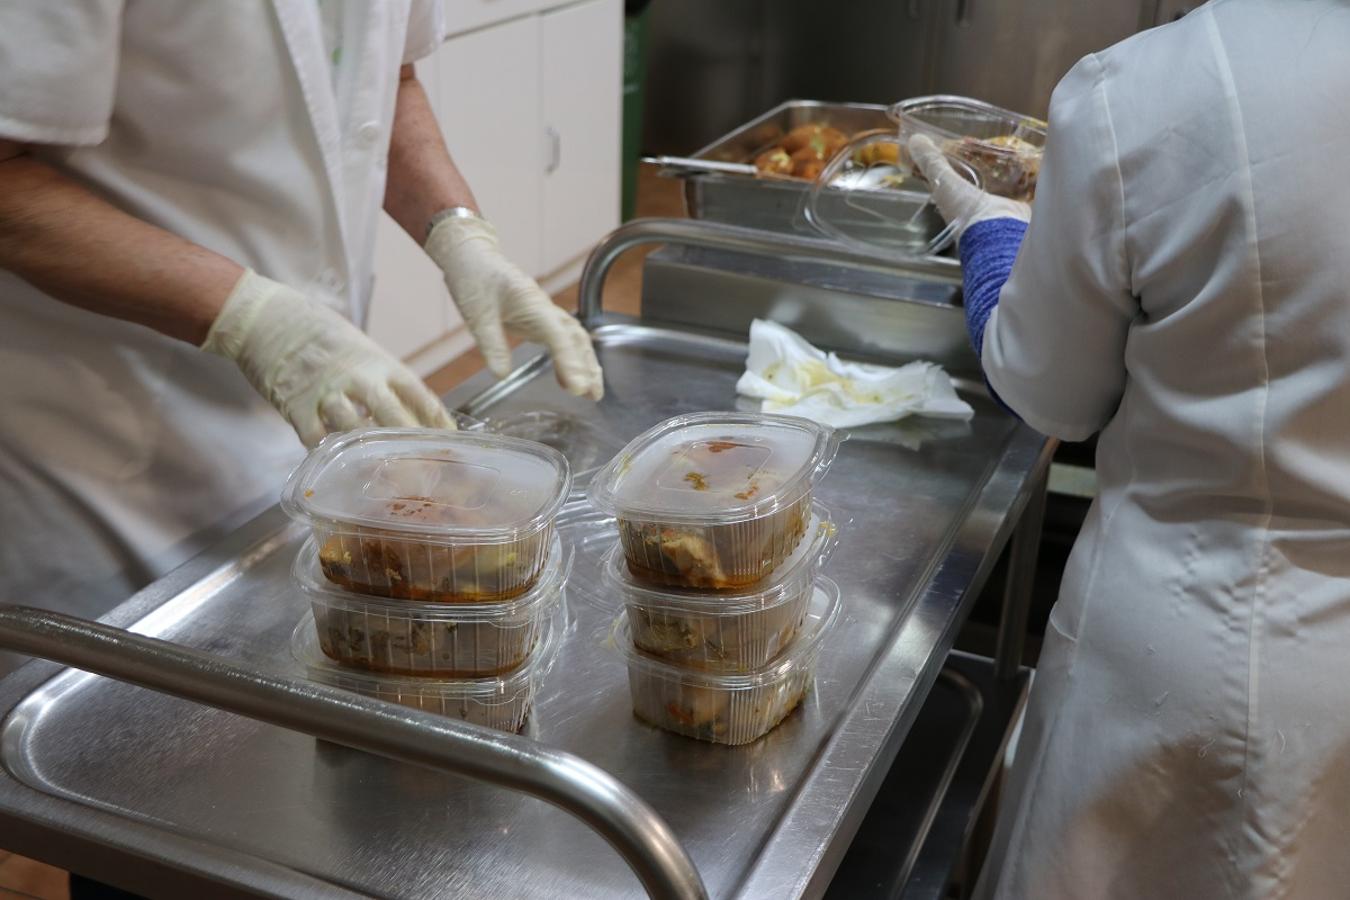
0,320,1049,899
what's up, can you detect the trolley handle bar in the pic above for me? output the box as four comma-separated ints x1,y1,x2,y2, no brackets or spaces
576,217,962,324
0,605,707,900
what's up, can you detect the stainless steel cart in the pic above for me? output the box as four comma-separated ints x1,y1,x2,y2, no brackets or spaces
0,220,1050,899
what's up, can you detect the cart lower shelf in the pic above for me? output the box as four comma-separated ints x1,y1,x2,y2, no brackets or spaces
826,651,1031,900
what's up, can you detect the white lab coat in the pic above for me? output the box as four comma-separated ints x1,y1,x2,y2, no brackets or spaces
0,1,445,669
975,1,1350,896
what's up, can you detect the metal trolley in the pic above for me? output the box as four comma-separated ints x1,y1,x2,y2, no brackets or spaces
0,220,1050,899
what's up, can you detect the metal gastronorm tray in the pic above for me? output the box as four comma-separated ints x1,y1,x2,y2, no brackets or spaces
678,99,947,251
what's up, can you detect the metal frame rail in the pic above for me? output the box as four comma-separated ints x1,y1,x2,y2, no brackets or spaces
577,218,963,326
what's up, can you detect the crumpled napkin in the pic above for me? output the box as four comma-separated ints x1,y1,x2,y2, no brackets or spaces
735,319,973,428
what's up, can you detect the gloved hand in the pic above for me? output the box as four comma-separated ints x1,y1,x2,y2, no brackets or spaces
908,134,1031,243
425,214,603,401
202,269,455,447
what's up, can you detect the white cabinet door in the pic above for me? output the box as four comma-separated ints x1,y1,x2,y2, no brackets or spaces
366,212,449,363
443,0,556,39
433,14,544,276
366,57,452,365
539,0,622,274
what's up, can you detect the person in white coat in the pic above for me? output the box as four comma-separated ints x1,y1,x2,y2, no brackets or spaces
0,1,603,676
910,0,1350,895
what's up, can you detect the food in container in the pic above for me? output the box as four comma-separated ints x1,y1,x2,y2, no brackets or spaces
292,612,559,732
605,504,836,672
889,95,1046,200
614,577,841,745
943,134,1041,198
293,534,567,677
281,427,570,602
588,413,841,590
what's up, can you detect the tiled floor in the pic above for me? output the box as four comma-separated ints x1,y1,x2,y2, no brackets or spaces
0,164,685,900
0,851,68,900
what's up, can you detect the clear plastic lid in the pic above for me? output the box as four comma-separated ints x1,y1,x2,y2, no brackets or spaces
612,577,842,689
291,610,561,700
292,533,569,620
803,131,980,259
553,501,621,612
588,413,840,525
888,95,1046,149
602,503,836,614
281,427,571,544
889,95,1045,200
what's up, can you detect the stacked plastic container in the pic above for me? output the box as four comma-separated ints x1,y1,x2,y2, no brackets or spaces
281,427,572,732
588,412,843,745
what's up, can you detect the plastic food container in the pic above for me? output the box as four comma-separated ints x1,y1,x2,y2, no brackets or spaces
281,427,571,602
293,534,567,677
889,95,1046,200
588,413,841,590
614,577,841,745
605,504,836,672
292,612,559,732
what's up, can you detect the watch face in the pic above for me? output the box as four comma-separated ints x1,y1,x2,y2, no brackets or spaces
427,206,483,239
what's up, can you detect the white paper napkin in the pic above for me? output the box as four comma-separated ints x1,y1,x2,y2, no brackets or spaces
735,319,974,428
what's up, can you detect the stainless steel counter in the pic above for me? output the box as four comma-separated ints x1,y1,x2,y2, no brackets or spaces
0,224,1050,898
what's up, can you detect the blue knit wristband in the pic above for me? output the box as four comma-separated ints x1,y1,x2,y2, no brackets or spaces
958,217,1028,415
959,217,1028,359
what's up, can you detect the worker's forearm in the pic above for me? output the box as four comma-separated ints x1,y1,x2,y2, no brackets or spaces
384,65,480,240
0,149,243,345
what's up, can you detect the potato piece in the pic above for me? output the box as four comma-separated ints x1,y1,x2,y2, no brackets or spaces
780,123,846,157
855,141,900,167
790,149,826,180
754,148,793,176
815,126,848,159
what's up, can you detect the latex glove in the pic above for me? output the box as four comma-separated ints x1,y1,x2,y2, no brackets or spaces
908,134,1031,243
203,269,455,447
426,214,603,400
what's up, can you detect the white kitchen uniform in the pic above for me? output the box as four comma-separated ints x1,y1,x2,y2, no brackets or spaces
974,1,1350,896
0,1,445,672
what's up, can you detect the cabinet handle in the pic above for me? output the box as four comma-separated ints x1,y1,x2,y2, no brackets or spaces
907,0,921,20
955,0,972,24
544,125,562,174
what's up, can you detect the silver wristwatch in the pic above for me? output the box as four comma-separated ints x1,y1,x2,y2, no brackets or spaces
427,206,483,239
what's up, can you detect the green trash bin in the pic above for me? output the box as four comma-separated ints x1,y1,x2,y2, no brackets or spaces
621,0,654,222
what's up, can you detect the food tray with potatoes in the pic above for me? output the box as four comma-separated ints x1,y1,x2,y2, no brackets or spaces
675,99,947,246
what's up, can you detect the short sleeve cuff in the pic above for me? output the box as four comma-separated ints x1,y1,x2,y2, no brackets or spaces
403,0,447,63
0,111,110,147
